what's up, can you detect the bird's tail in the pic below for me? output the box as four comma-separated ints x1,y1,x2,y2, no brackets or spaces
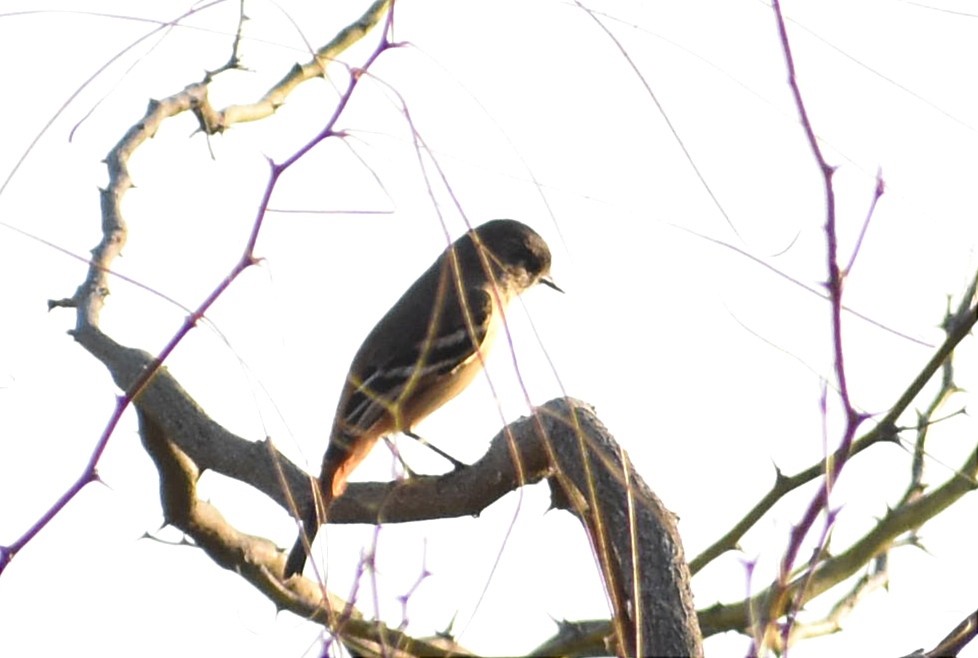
283,482,331,578
283,432,366,578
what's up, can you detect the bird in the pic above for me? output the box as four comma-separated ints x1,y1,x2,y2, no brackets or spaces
283,218,559,578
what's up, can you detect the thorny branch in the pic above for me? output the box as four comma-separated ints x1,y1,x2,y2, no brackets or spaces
3,3,977,657
2,0,393,576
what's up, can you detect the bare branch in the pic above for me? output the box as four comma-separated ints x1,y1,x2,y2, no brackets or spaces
699,439,978,640
199,0,394,131
72,328,701,657
898,608,978,658
690,279,977,574
135,407,472,657
3,0,396,576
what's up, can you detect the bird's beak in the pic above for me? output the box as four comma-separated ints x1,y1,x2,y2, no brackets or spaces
540,276,564,293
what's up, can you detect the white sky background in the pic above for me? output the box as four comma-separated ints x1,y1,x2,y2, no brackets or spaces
1,0,976,656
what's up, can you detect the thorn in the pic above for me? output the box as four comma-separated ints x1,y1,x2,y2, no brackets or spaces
773,463,790,488
91,470,110,489
439,611,459,638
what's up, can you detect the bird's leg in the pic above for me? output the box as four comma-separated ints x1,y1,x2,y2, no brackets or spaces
404,431,467,470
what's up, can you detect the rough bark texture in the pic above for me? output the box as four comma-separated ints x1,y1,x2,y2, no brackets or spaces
78,324,702,656
535,401,703,657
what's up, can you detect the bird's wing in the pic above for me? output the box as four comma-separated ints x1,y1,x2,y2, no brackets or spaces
340,285,493,436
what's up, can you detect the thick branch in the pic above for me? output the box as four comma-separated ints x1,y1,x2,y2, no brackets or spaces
74,325,311,511
537,402,702,657
135,407,470,657
81,325,701,655
73,314,978,653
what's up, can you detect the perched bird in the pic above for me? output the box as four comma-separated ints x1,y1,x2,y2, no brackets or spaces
283,219,559,577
